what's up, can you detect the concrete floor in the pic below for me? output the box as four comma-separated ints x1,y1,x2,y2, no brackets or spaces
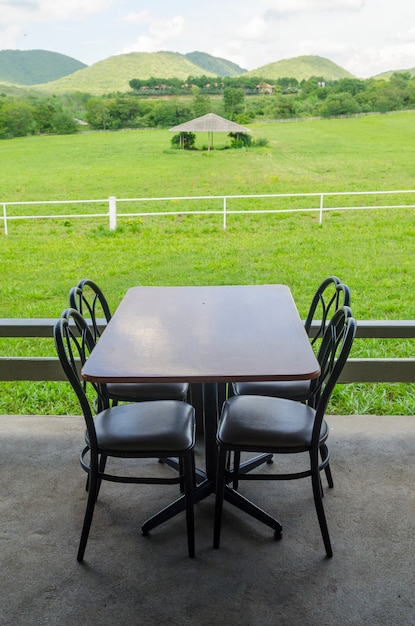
0,414,414,626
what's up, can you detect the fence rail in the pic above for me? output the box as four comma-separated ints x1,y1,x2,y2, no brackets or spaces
1,318,414,384
2,189,415,234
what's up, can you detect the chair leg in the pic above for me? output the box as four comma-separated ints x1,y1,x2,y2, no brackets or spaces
77,467,99,562
213,446,228,549
311,454,333,558
183,453,195,558
95,452,108,501
232,451,241,490
320,443,334,488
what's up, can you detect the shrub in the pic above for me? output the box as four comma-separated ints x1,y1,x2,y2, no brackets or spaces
171,132,196,149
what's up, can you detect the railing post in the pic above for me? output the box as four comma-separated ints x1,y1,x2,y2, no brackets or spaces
319,194,324,224
2,203,8,236
223,197,227,229
109,196,117,230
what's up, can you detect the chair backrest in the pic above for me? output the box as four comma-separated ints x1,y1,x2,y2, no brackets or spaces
68,279,112,342
304,276,351,345
308,307,356,443
54,308,105,443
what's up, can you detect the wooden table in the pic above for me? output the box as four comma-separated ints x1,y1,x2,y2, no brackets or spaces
82,285,320,535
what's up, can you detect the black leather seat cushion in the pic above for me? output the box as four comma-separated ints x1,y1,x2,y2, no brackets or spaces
95,400,195,453
217,394,328,451
233,380,310,401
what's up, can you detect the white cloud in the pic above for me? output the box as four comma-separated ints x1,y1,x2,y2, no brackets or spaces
264,0,364,15
396,27,415,44
0,0,117,50
120,15,185,55
36,0,116,20
0,0,116,20
148,16,184,40
120,11,151,26
238,15,268,39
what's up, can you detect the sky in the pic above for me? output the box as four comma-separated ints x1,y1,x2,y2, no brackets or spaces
1,0,415,78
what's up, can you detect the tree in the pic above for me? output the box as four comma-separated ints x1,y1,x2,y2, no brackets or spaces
171,132,196,149
51,112,78,135
32,100,58,133
0,100,35,138
319,92,361,117
228,132,252,148
223,87,245,119
85,98,110,129
192,87,211,118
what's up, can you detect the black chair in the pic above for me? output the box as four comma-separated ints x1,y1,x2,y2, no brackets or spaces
232,277,351,402
213,306,356,558
231,278,351,489
54,308,196,560
69,279,189,405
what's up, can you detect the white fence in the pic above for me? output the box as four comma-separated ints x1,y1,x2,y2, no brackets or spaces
2,189,415,235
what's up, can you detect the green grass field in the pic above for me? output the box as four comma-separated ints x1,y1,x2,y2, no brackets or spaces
1,112,415,415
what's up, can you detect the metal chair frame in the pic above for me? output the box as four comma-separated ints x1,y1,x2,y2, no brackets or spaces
214,307,356,558
54,308,196,560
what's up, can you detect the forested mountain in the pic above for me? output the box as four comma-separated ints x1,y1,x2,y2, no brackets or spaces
1,49,353,95
244,55,353,81
31,51,220,95
0,50,86,85
185,51,246,76
1,47,413,102
374,68,415,79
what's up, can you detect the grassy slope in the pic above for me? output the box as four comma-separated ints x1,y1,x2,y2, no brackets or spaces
185,51,246,75
34,52,216,95
0,49,86,85
31,53,355,95
1,112,415,414
243,55,354,80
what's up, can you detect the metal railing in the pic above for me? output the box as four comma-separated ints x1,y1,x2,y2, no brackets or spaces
1,318,414,384
2,189,415,234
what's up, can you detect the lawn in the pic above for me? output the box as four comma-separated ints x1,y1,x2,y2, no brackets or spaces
1,112,415,414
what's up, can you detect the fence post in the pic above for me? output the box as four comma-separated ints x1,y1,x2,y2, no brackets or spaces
2,203,8,236
319,194,324,224
223,197,227,229
109,196,117,230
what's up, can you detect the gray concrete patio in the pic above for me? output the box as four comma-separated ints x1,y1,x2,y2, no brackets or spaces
0,413,414,626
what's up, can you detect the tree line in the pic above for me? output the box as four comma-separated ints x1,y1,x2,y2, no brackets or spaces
1,71,415,138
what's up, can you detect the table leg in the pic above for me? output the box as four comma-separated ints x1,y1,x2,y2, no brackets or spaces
141,382,220,535
224,486,283,536
202,382,219,482
141,479,213,535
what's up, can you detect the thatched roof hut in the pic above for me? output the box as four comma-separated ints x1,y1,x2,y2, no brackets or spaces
170,113,250,150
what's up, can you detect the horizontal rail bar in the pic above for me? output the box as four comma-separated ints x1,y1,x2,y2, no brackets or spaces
0,357,66,381
2,319,415,383
1,356,414,383
2,319,414,339
339,358,415,383
0,318,106,337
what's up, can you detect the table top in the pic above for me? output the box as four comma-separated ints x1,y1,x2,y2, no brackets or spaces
81,285,320,384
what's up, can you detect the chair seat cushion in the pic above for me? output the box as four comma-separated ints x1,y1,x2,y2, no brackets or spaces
217,394,328,451
232,380,310,401
106,382,188,401
95,400,195,453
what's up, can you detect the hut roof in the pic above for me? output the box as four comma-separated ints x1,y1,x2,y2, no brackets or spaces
170,113,250,133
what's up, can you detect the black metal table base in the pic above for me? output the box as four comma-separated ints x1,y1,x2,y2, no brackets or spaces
141,383,282,537
141,477,282,537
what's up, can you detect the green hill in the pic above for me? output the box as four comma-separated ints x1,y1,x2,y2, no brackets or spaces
373,68,415,80
2,49,358,96
35,51,218,95
185,51,246,76
0,49,86,85
242,55,355,81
